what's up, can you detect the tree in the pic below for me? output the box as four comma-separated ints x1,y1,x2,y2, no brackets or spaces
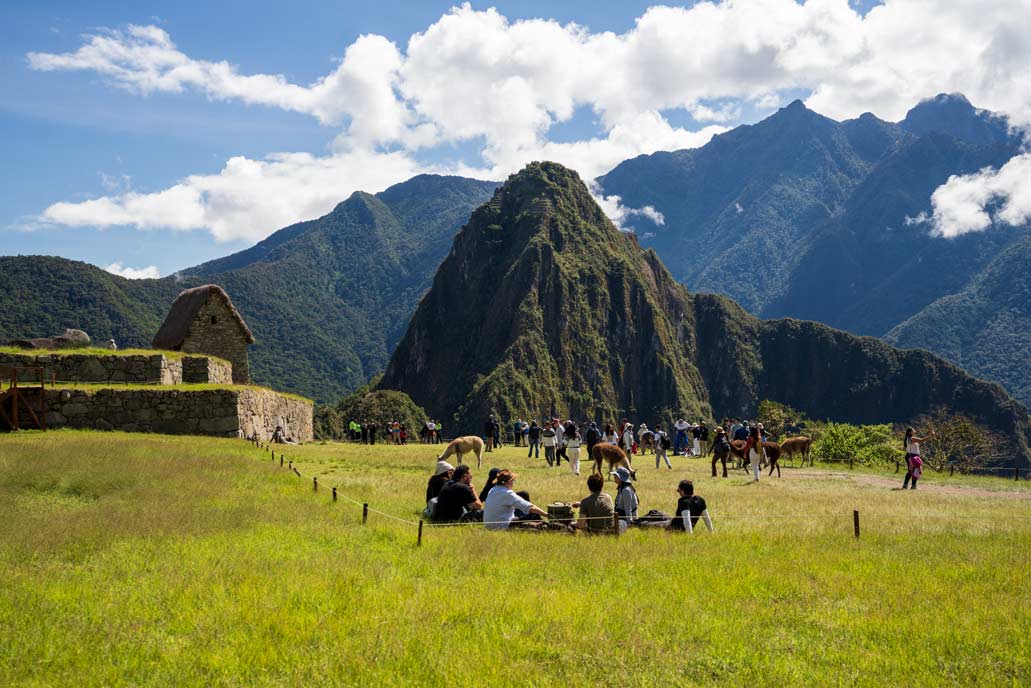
913,409,1006,473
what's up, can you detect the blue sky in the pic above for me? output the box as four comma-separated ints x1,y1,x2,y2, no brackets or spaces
3,0,1026,277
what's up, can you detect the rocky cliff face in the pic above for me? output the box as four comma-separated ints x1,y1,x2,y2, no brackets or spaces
379,162,711,428
380,162,1031,467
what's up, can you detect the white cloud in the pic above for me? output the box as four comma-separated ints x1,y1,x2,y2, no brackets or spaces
25,1,1031,241
104,262,160,279
593,184,665,232
43,150,426,242
922,153,1031,237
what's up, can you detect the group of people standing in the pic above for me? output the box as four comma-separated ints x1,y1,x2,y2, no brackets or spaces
425,460,714,534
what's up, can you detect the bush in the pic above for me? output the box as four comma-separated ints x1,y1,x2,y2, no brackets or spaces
813,422,903,468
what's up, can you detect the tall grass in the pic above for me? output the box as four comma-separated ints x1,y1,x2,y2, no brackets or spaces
1,431,1028,686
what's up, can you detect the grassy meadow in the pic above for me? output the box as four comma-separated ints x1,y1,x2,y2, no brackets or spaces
1,430,1029,686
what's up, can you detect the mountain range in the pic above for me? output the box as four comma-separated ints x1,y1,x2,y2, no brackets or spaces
2,93,1029,408
379,162,1031,467
598,92,1029,403
0,175,496,401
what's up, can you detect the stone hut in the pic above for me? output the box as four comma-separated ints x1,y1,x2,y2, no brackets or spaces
152,285,255,384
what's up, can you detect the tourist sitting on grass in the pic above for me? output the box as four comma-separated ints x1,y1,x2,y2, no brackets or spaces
426,461,453,503
434,464,481,522
572,473,615,534
611,467,638,532
479,467,501,502
515,490,543,522
668,479,714,533
483,469,548,531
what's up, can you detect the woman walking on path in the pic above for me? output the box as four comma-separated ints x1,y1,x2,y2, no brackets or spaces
902,427,933,490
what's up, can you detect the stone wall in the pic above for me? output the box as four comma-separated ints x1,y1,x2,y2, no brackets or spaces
236,388,314,443
0,352,181,384
182,356,233,384
180,298,251,384
35,386,312,441
0,352,232,385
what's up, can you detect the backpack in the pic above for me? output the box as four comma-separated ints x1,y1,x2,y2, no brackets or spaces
423,497,439,521
660,434,672,449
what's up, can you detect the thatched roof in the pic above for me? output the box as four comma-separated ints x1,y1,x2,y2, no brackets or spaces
152,284,255,349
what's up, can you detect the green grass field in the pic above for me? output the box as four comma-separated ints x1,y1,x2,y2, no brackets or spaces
2,431,1029,686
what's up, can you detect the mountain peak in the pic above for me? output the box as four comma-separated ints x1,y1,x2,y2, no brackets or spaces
901,93,1011,145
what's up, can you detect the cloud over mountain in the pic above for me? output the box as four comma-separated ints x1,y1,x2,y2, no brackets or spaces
26,1,1031,242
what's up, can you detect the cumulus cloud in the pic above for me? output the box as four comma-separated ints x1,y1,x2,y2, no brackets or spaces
43,150,426,242
104,262,160,279
25,1,1031,241
917,153,1031,237
593,185,665,232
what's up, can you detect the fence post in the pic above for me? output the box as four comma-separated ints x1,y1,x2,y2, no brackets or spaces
332,487,337,502
313,476,318,492
950,466,954,477
417,519,424,547
279,455,283,467
363,503,369,525
853,510,860,539
292,467,300,477
849,456,854,470
1016,467,1021,481
613,512,620,537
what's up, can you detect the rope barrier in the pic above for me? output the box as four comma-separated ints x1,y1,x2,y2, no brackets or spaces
245,439,1031,544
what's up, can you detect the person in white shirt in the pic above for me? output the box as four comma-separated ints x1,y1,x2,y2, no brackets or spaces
602,423,619,444
564,422,583,475
622,423,636,455
482,470,548,530
674,418,690,455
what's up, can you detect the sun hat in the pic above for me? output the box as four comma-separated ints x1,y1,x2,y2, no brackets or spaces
610,467,633,482
434,460,454,476
716,426,726,434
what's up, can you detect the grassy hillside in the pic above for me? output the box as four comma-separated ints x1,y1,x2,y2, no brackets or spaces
2,431,1029,686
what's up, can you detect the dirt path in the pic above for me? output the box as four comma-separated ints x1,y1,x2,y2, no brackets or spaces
790,468,1031,500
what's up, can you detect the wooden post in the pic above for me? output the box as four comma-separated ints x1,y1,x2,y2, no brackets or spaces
279,455,283,467
853,510,860,539
332,487,337,502
613,512,620,537
313,476,318,491
849,456,854,470
292,467,300,477
417,519,424,546
362,503,369,525
288,461,292,471
1016,467,1021,481
950,466,954,477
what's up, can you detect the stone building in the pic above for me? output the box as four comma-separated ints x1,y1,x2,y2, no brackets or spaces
152,285,255,384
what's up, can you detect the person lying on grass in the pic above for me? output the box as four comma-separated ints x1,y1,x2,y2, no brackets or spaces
482,470,548,531
434,464,482,523
571,473,615,534
668,479,714,533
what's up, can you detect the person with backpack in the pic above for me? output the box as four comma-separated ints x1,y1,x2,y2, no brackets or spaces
541,423,558,466
902,427,933,490
710,426,731,478
653,424,672,469
584,421,602,459
527,420,542,459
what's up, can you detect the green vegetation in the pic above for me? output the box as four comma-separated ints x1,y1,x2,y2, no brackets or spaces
1,430,1029,686
0,346,231,366
0,176,497,402
315,380,428,439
